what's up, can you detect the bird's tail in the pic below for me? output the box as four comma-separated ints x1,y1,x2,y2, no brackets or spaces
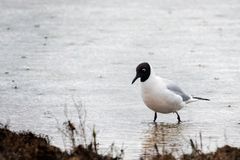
192,96,210,101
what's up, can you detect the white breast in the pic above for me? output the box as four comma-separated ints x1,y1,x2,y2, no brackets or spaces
141,75,184,113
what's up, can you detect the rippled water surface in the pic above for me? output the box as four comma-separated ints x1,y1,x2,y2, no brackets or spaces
0,0,240,159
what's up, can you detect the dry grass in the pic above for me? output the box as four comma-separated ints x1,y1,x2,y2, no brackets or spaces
1,101,239,160
0,123,122,160
0,124,65,160
144,139,240,160
1,122,240,160
0,101,123,160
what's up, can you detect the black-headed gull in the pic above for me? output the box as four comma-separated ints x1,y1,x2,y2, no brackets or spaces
132,62,209,123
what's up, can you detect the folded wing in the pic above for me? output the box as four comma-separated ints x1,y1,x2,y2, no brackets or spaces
166,82,191,102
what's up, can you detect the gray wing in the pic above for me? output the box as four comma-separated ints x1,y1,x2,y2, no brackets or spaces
167,83,191,102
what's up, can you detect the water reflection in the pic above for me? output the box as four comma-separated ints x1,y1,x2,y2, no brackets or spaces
142,122,186,157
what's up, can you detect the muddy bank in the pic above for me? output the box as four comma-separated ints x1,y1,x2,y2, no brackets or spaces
1,126,240,160
181,145,240,160
0,126,119,160
144,143,240,160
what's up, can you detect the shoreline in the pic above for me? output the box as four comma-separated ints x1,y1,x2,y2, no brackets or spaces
1,125,240,160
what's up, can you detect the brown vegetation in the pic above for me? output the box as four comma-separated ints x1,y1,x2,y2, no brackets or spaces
1,124,240,160
181,145,240,160
146,143,240,160
0,125,120,160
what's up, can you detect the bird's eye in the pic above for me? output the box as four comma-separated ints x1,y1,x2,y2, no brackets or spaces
142,68,146,72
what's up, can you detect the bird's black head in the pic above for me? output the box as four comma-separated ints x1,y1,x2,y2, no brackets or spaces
132,62,151,84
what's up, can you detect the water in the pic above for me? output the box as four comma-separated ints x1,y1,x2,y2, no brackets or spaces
0,0,240,159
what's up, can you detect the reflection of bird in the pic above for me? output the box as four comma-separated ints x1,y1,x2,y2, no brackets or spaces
142,123,183,158
132,62,209,123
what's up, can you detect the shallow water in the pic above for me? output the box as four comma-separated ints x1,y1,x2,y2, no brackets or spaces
0,0,240,159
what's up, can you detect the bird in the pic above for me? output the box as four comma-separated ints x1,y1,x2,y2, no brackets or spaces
132,62,209,123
